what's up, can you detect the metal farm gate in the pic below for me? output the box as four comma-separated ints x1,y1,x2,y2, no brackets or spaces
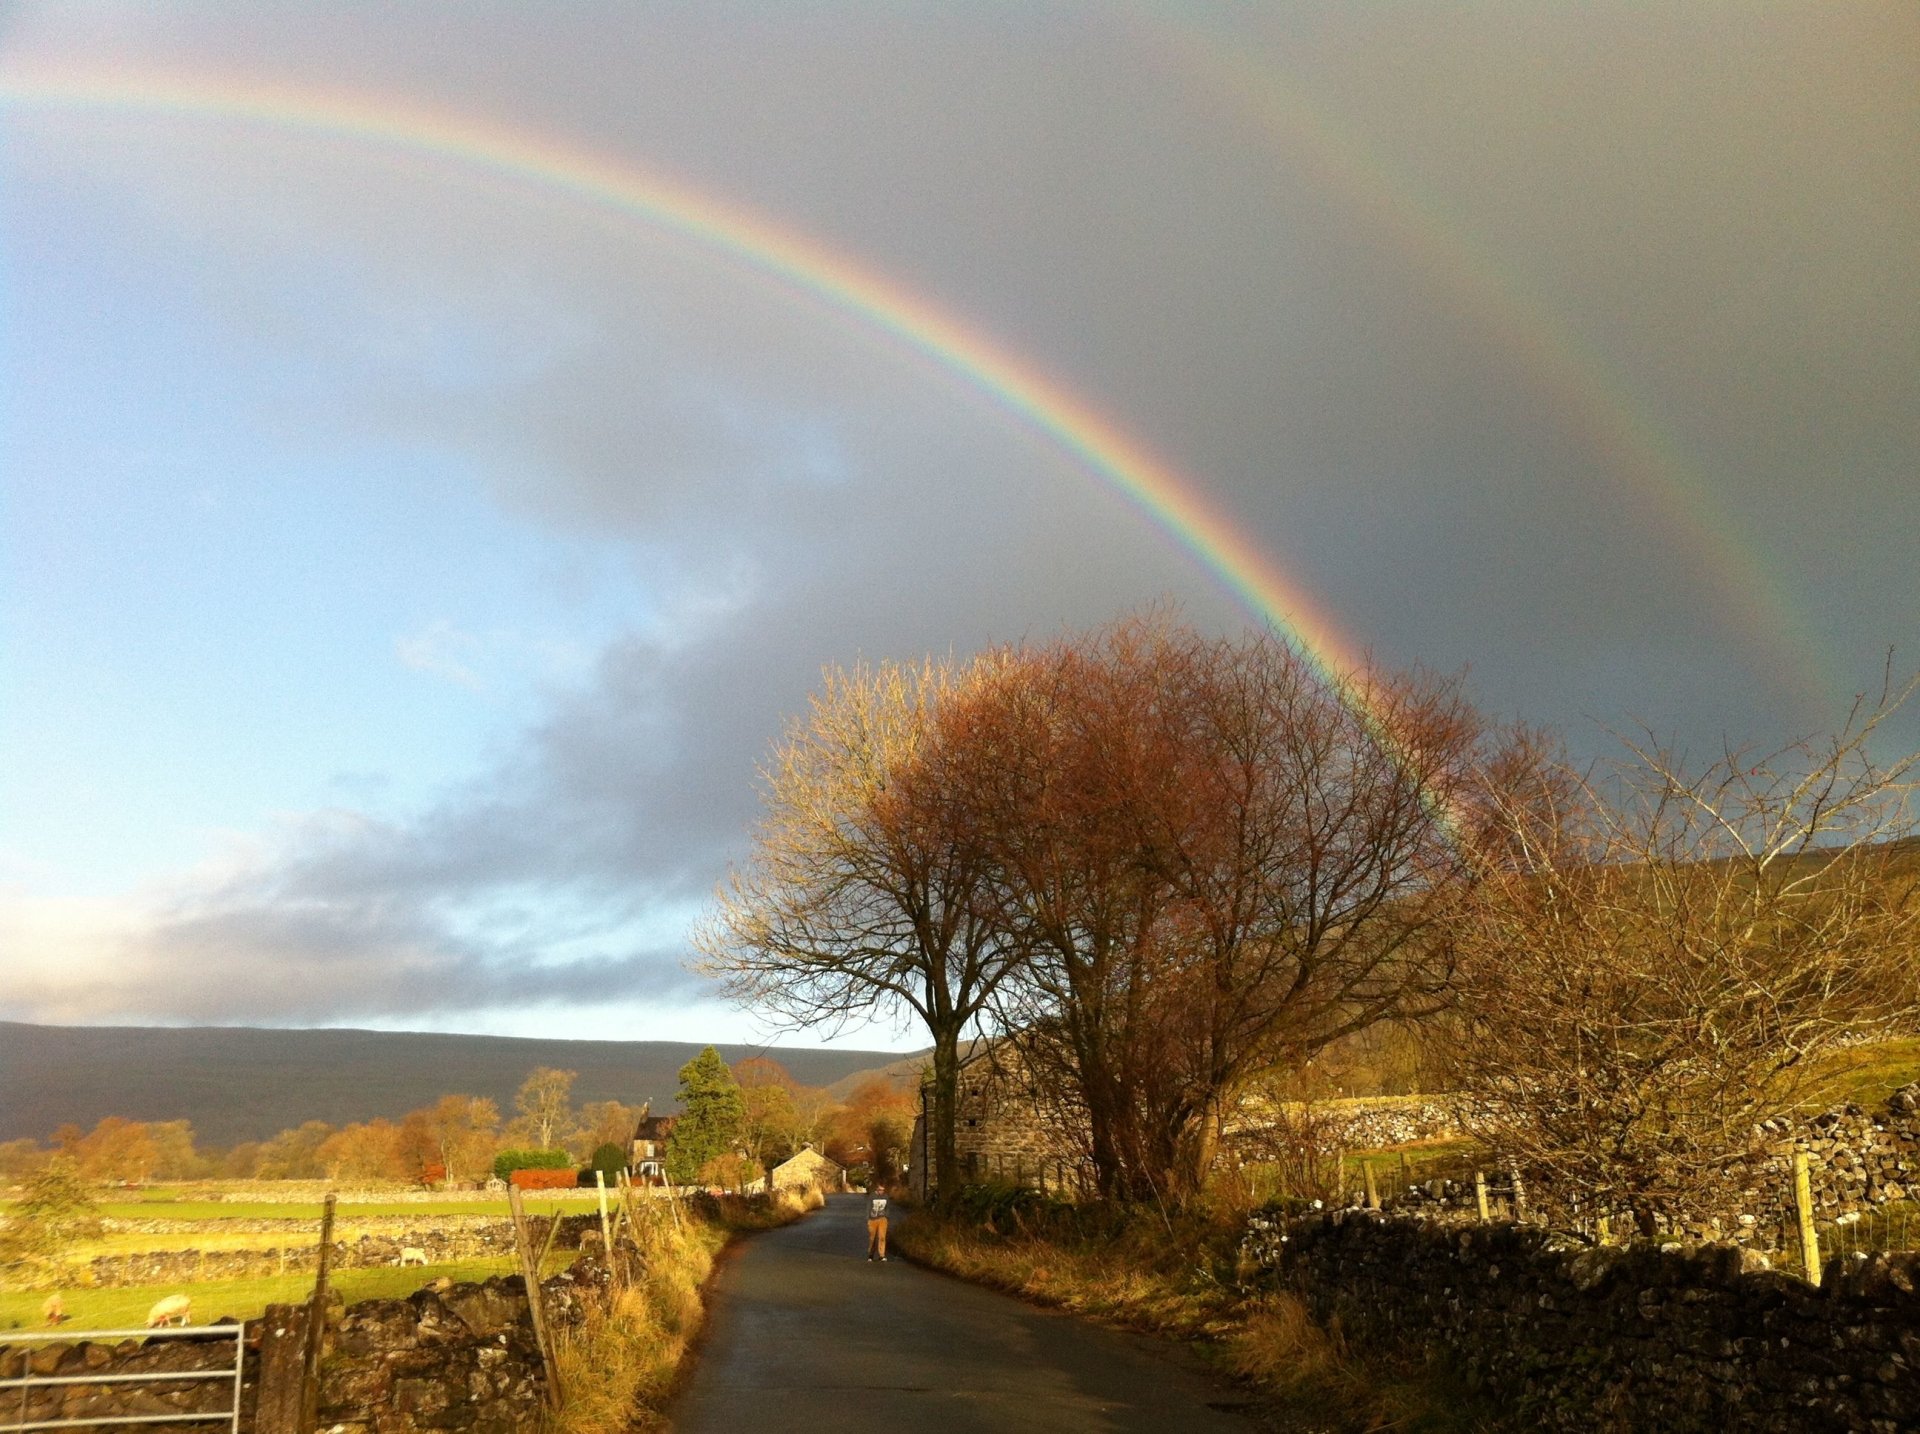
0,1325,245,1433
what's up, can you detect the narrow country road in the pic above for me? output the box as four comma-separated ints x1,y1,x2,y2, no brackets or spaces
669,1194,1261,1433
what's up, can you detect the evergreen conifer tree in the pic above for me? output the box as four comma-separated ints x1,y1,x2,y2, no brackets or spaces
666,1046,746,1184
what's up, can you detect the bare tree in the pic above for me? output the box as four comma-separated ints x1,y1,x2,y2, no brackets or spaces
694,656,1028,1203
1453,671,1920,1230
513,1067,578,1150
570,1099,643,1162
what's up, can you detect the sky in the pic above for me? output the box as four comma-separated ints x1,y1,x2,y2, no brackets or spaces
2,3,1915,1049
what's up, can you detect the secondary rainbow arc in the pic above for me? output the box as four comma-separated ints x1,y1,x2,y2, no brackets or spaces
1148,25,1834,712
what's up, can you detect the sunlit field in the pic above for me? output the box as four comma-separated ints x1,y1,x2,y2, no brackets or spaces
0,1253,576,1332
0,1183,605,1331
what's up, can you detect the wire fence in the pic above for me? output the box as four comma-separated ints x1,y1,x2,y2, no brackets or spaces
1803,1201,1920,1261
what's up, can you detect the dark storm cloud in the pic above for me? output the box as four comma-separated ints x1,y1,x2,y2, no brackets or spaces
5,3,1914,1026
105,904,701,1025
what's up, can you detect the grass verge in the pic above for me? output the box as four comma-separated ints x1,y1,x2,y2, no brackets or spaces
546,1185,824,1433
893,1193,1485,1433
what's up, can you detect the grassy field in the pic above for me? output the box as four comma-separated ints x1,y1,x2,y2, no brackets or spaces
114,1198,589,1221
2,1194,606,1224
1804,1037,1920,1110
0,1188,642,1294
0,1256,548,1332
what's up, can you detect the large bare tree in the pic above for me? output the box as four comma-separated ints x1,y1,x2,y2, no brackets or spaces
1453,671,1920,1230
694,656,1027,1202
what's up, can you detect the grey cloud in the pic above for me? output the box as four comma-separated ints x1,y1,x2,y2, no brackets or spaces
0,877,702,1027
4,4,1915,1028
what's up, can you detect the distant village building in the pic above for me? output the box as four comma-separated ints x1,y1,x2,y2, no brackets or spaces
909,1044,1087,1201
768,1144,846,1193
630,1104,677,1181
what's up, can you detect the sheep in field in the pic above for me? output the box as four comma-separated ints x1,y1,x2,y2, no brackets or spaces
41,1294,66,1325
146,1294,192,1328
397,1246,429,1267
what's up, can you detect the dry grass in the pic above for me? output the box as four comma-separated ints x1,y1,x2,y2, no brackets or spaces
546,1184,823,1432
1803,1036,1920,1110
894,1201,1482,1432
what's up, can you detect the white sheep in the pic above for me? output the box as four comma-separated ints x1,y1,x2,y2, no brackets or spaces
397,1246,430,1267
145,1294,192,1328
41,1294,66,1325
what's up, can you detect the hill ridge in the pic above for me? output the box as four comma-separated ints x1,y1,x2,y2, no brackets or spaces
0,1021,914,1146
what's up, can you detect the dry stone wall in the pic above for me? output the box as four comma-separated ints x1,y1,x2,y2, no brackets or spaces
313,1247,610,1433
1249,1210,1920,1433
6,1241,611,1433
1377,1084,1920,1246
1775,1089,1920,1213
80,1215,602,1289
1307,1098,1461,1150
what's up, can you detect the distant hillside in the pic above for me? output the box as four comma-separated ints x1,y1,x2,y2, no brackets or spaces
824,1049,932,1102
0,1022,909,1147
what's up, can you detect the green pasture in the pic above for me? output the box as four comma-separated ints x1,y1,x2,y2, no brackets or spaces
1,1194,603,1224
0,1248,580,1333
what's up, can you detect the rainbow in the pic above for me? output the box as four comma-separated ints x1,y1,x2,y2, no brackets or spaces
0,61,1515,840
1144,22,1835,712
0,61,1379,693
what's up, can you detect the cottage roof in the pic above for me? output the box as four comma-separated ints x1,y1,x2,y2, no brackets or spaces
633,1113,677,1141
773,1145,843,1176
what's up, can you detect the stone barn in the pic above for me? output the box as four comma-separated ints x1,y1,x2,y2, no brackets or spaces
769,1144,845,1192
909,1044,1088,1201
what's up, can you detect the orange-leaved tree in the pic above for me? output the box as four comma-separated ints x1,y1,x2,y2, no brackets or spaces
942,615,1524,1203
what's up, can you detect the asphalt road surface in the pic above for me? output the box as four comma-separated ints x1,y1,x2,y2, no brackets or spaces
669,1193,1260,1433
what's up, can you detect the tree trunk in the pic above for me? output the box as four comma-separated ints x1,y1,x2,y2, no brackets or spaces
1167,1105,1221,1207
1084,1066,1126,1200
928,1032,961,1207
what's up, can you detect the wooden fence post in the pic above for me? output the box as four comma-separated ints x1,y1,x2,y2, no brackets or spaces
619,1170,644,1240
294,1192,337,1434
1793,1151,1821,1285
508,1183,565,1410
1508,1164,1528,1223
595,1170,613,1260
1474,1170,1489,1223
1363,1160,1379,1211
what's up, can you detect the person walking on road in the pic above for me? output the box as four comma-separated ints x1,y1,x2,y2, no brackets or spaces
866,1186,889,1261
